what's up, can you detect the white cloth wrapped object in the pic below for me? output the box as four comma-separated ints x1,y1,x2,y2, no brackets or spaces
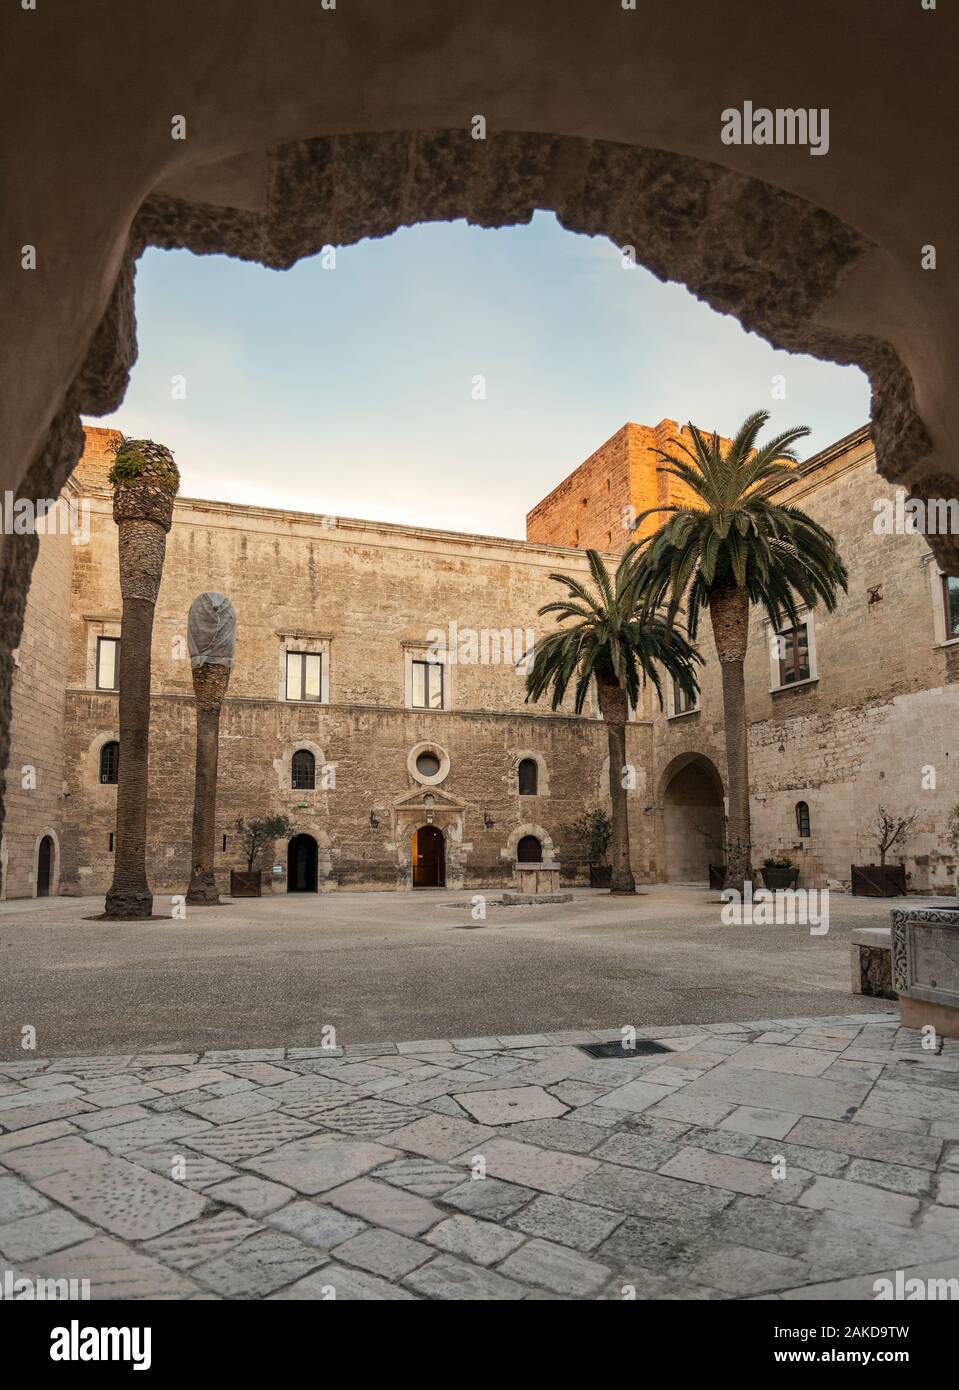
187,592,237,669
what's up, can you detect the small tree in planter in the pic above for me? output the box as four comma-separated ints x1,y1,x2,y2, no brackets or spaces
852,806,919,896
232,815,295,896
571,808,612,887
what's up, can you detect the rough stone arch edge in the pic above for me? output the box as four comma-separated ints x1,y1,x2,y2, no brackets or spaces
0,128,939,839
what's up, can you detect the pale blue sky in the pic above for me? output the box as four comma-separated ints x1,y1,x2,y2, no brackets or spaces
90,212,870,538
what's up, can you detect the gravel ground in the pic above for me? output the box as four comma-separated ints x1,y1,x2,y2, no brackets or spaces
0,885,900,1059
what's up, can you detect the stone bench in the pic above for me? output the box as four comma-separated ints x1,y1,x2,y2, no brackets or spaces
851,927,894,999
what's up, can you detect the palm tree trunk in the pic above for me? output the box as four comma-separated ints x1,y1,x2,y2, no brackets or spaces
186,663,230,905
104,519,168,918
597,676,636,894
709,577,752,895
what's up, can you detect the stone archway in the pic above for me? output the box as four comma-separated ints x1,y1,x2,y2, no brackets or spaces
660,754,725,884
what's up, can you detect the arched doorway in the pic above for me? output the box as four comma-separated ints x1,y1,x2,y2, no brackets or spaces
36,835,54,897
662,755,725,883
287,834,318,893
412,825,445,888
517,834,543,863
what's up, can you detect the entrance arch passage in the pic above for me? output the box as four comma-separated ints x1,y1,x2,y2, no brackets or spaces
662,755,724,884
412,825,445,888
287,834,318,893
36,835,54,897
517,834,543,863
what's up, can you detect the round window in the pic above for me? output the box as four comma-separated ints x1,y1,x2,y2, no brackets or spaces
415,751,441,778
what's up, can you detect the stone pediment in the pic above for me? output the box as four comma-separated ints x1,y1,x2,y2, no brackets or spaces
392,784,465,814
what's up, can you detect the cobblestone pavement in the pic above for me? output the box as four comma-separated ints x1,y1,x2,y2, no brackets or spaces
3,1009,959,1300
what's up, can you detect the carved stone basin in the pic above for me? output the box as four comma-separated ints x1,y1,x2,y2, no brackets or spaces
891,903,959,1039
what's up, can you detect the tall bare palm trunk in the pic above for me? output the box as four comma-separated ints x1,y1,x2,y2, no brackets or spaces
597,676,636,894
104,441,178,920
186,663,230,905
709,577,752,895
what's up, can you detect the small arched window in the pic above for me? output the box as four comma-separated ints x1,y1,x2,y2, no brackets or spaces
292,749,316,790
99,741,119,784
796,800,811,838
518,758,538,796
517,835,543,863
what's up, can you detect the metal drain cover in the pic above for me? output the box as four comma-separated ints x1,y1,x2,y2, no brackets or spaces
577,1040,672,1059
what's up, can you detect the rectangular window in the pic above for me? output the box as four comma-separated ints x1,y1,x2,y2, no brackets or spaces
672,679,696,716
285,651,322,702
944,575,959,639
96,636,119,690
778,624,811,686
412,659,444,709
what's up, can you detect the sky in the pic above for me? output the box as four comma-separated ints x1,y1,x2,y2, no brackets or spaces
88,211,870,539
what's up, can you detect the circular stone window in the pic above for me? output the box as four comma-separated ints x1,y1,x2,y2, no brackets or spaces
407,741,450,786
415,751,441,779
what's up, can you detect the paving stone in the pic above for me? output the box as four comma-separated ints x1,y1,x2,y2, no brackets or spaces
264,1200,366,1249
370,1157,465,1197
595,1213,713,1276
314,1098,427,1138
191,1229,324,1297
243,1134,397,1194
857,1079,959,1125
559,1102,626,1129
547,1080,609,1107
206,1175,295,1216
202,1049,286,1064
498,1237,610,1296
784,1116,943,1169
0,1098,97,1131
565,1162,735,1221
271,1264,414,1300
125,1143,238,1190
0,1207,93,1260
183,1091,283,1124
508,1193,624,1251
73,1104,153,1132
938,1173,959,1207
504,1117,609,1154
131,1054,200,1069
677,1064,871,1121
0,1083,85,1112
844,1158,933,1197
335,1227,433,1278
679,1126,759,1158
453,1138,599,1194
0,1120,77,1154
716,1194,817,1258
801,1209,959,1282
323,1178,443,1236
592,1131,681,1171
689,1242,808,1295
622,1115,693,1141
644,1093,735,1127
0,1172,50,1222
140,1211,263,1270
403,1252,524,1299
748,1138,849,1178
381,1113,495,1160
220,1063,297,1085
88,1113,214,1156
798,1175,920,1226
185,1114,320,1163
424,1212,525,1265
419,1095,467,1118
151,1069,235,1095
659,1147,809,1201
453,1085,569,1126
719,1106,800,1139
30,1234,200,1299
440,1176,539,1221
728,1043,835,1077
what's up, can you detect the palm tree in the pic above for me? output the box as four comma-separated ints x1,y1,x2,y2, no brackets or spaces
525,548,701,894
185,592,237,906
103,438,179,919
633,410,848,893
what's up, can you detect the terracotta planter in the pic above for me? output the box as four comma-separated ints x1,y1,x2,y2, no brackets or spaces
760,865,800,891
229,869,262,898
709,864,726,891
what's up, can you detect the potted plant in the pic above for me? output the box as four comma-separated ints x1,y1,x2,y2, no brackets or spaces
231,815,294,897
759,855,799,890
571,808,612,887
851,806,918,896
